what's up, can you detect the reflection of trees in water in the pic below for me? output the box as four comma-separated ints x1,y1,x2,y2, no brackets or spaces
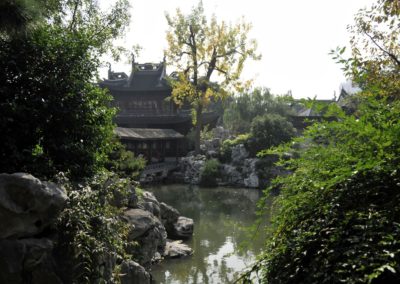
147,184,267,283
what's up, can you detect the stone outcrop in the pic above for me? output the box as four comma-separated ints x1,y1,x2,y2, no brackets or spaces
138,191,161,218
0,173,67,239
178,155,206,185
231,144,249,165
123,191,194,265
171,216,194,239
0,173,67,284
164,240,192,259
0,173,194,283
120,260,151,284
0,238,62,284
159,202,193,239
123,208,167,265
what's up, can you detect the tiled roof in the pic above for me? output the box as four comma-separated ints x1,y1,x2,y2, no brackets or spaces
115,127,184,140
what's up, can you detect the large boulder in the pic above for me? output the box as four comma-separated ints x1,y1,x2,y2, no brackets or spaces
222,164,244,186
171,217,194,239
164,240,192,259
231,144,249,165
244,173,259,188
159,202,179,226
159,202,193,239
179,155,206,185
0,238,62,284
122,209,167,265
138,191,161,218
0,173,67,239
120,260,151,284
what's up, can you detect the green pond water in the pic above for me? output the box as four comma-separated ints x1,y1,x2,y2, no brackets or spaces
146,184,268,284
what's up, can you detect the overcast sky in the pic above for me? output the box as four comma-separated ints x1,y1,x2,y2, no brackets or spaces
103,0,375,99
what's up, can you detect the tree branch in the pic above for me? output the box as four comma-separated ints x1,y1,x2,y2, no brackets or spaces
69,0,81,31
363,30,400,67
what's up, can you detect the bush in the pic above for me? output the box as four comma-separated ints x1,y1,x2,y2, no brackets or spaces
240,96,400,283
55,171,134,283
249,113,295,155
106,142,146,178
200,159,221,187
0,26,116,181
219,134,250,162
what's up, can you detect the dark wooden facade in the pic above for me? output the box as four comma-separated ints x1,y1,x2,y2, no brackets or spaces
100,59,219,162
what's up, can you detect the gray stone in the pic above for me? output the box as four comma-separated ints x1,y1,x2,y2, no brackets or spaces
171,216,194,239
244,173,259,188
0,238,62,284
160,202,180,225
231,144,249,165
164,240,192,259
138,191,161,218
122,209,167,265
0,173,67,239
120,260,151,284
179,155,206,185
222,164,244,186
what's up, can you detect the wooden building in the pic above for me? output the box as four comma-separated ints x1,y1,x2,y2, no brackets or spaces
99,58,219,163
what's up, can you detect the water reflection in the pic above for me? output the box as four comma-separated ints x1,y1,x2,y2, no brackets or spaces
146,184,268,284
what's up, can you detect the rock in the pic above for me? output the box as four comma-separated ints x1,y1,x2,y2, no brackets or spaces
122,209,167,265
160,202,180,225
212,126,231,141
244,173,259,188
138,191,161,218
178,155,206,185
120,260,151,284
171,216,194,239
0,238,62,284
0,173,67,239
222,164,244,186
231,144,249,165
164,240,192,259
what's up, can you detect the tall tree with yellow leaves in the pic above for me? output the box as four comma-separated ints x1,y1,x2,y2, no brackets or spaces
165,1,260,154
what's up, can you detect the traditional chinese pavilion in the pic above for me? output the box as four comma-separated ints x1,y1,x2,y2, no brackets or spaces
99,57,219,162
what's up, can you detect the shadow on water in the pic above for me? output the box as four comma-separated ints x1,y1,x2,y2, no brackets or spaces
146,184,272,284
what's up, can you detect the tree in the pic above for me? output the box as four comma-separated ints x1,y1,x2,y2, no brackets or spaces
239,1,400,282
223,87,294,134
332,0,399,98
165,1,260,154
249,113,295,154
0,0,131,180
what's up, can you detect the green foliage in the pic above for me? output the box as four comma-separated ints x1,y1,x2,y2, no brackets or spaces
219,134,250,162
165,1,260,154
106,141,146,179
330,0,399,98
200,159,221,187
0,26,116,180
249,113,296,155
56,171,134,283
240,96,400,283
223,88,294,134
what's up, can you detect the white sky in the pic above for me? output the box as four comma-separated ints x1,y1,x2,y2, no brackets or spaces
103,0,375,99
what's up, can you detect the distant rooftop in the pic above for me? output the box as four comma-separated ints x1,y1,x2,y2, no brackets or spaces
99,57,170,91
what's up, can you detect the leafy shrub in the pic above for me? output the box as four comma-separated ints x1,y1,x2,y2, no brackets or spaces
219,134,250,162
240,96,400,283
200,159,221,187
106,142,146,178
55,171,134,283
0,26,116,181
248,113,295,155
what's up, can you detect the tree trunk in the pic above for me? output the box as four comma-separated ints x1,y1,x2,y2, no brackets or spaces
194,105,203,155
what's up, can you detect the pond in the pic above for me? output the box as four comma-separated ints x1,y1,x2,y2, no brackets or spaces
146,184,269,284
